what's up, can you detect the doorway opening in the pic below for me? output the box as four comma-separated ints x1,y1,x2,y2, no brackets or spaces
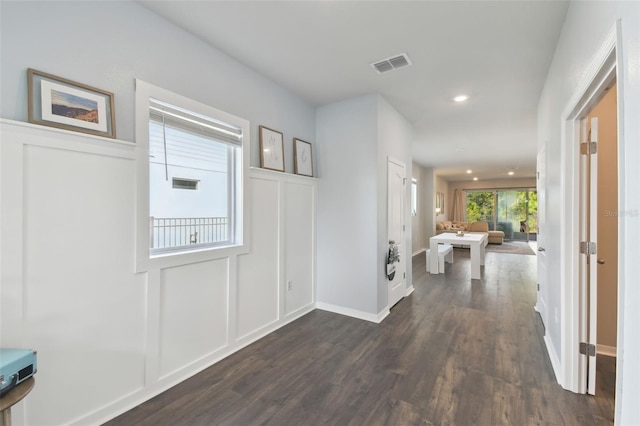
558,22,623,419
579,83,618,401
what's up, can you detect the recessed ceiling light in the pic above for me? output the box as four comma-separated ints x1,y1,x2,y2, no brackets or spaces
453,95,469,103
473,177,478,181
466,169,472,174
508,170,515,176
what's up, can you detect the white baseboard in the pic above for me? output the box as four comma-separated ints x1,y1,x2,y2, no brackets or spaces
544,333,562,383
316,301,388,323
405,285,415,297
412,248,426,256
377,308,390,323
597,344,617,357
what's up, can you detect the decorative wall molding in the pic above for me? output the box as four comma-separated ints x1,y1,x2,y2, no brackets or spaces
0,118,136,157
1,121,317,425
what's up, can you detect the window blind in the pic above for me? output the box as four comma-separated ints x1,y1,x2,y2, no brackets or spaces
149,98,242,146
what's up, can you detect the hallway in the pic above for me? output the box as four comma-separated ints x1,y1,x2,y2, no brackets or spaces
108,251,614,425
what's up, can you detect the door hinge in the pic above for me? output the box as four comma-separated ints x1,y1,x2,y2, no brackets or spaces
403,225,405,231
403,272,406,279
537,283,540,291
579,342,596,357
580,142,597,155
580,241,597,255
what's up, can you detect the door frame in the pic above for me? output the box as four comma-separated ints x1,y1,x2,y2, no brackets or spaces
559,22,623,393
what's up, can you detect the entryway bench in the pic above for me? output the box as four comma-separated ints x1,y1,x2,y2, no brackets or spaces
425,243,454,273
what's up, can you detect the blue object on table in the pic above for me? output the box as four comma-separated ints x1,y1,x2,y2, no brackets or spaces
0,348,37,395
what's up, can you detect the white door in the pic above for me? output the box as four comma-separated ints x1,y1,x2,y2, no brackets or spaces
536,147,548,328
579,117,599,395
388,158,406,309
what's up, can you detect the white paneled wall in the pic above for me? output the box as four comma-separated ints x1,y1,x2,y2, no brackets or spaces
284,182,315,316
158,259,230,378
0,120,316,425
236,177,280,339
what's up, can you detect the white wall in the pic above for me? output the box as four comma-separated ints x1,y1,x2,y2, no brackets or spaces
411,164,435,254
316,94,413,320
537,1,640,422
316,95,379,317
411,163,425,254
0,2,317,424
0,1,316,174
376,96,413,314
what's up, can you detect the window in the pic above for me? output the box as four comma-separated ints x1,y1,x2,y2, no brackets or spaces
466,188,538,241
135,80,249,269
411,179,417,216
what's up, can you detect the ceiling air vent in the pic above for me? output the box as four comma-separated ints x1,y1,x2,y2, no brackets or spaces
370,53,412,74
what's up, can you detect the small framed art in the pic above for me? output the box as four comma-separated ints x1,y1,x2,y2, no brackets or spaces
293,138,313,177
259,125,284,172
27,68,116,138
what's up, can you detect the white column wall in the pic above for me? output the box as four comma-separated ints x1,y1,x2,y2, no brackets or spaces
315,95,379,318
0,121,317,425
316,94,413,320
376,96,413,313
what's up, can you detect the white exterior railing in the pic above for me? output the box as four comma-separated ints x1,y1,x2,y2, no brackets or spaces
150,216,228,249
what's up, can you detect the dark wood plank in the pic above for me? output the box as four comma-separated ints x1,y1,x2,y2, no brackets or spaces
106,250,615,425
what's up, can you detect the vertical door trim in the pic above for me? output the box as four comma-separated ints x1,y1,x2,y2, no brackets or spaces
558,22,621,394
387,156,406,309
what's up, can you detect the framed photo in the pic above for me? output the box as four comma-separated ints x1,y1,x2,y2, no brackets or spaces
27,68,116,138
259,125,284,172
293,138,313,177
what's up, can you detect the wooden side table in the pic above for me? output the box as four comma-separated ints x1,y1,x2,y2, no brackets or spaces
0,378,35,426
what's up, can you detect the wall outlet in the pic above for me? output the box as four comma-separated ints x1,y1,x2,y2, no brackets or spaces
287,281,293,291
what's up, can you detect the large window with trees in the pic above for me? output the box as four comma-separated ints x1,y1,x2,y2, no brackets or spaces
466,188,537,241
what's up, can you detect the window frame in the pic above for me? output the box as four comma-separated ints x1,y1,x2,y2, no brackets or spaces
135,80,250,272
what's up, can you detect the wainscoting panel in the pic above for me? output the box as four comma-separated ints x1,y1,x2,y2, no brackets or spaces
159,259,229,378
2,123,146,426
0,120,317,426
284,182,315,316
236,177,280,339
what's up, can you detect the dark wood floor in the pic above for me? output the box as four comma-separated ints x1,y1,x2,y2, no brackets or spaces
107,250,615,425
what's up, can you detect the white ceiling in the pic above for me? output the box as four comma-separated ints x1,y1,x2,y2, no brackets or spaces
141,0,569,182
